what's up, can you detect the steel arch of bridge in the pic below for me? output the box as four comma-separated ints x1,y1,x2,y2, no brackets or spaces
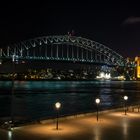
0,35,126,66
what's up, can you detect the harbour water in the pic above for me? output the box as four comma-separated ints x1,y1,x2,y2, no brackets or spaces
0,80,140,122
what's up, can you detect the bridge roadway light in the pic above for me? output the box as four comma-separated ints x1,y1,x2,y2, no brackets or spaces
55,102,61,130
123,95,128,115
95,98,100,121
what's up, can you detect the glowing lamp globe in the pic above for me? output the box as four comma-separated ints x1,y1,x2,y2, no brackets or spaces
95,98,100,104
124,96,128,101
55,102,61,109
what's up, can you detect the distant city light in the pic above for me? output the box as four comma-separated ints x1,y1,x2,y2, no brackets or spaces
57,76,61,80
100,72,104,78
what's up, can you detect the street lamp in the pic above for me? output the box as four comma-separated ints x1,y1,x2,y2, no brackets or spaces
124,95,128,115
10,55,16,128
95,98,100,121
55,102,61,130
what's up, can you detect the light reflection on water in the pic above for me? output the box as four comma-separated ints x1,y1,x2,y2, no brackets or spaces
8,131,12,140
0,81,140,121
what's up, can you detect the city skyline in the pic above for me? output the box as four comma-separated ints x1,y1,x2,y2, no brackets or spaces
0,2,140,57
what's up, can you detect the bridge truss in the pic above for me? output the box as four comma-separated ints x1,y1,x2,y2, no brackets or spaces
0,35,126,66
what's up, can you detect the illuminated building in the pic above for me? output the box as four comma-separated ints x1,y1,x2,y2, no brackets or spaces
135,57,140,79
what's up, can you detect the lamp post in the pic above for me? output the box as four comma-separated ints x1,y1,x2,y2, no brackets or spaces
9,54,18,129
11,55,16,127
124,95,128,115
55,102,61,130
95,98,100,121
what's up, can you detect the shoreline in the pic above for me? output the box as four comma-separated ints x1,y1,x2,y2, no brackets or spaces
0,79,138,81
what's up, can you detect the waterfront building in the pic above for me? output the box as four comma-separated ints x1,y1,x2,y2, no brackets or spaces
135,56,140,79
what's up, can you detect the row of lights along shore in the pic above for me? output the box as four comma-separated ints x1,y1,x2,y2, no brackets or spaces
54,95,128,130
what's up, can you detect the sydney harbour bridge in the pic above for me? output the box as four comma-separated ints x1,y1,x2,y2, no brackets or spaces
0,35,127,65
0,35,135,79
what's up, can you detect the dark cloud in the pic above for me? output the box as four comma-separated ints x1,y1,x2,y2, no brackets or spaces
122,16,140,25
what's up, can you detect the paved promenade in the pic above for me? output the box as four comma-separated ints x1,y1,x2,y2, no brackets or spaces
0,108,140,140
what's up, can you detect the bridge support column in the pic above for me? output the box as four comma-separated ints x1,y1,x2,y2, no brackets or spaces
51,45,53,58
72,46,74,59
81,48,83,60
56,45,58,58
90,51,92,61
33,48,35,57
61,45,63,58
27,49,29,57
95,52,97,62
0,48,2,57
45,45,47,58
20,48,23,57
7,46,10,57
67,45,69,59
77,47,79,60
86,50,88,60
39,46,42,57
14,48,16,56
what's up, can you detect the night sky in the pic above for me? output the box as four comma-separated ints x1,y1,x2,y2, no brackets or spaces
0,2,140,58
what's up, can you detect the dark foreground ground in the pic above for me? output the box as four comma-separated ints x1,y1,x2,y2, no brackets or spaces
0,108,140,140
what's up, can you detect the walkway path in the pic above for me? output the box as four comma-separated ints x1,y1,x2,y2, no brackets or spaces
0,109,140,140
